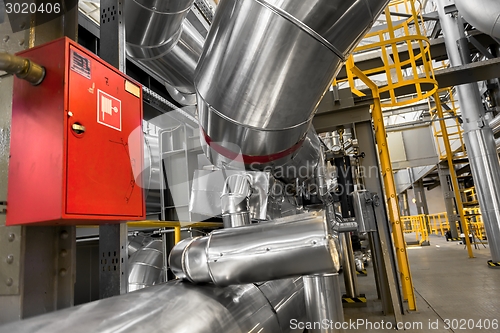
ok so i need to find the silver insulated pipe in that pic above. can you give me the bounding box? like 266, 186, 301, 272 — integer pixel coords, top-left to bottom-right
0, 278, 305, 333
169, 212, 340, 285
125, 0, 204, 105
195, 0, 389, 178
128, 240, 164, 291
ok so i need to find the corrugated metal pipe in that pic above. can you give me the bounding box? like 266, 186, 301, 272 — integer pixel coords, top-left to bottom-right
0, 52, 45, 85
125, 0, 204, 105
455, 0, 500, 38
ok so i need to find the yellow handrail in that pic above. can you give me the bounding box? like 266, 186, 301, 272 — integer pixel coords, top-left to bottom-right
401, 214, 429, 245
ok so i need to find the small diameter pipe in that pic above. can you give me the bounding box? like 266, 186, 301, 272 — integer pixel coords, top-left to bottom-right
341, 233, 359, 298
0, 52, 45, 85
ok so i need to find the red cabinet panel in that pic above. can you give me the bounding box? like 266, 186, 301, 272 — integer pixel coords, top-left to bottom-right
7, 38, 145, 225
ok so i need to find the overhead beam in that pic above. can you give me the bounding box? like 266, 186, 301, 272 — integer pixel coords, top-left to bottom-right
433, 57, 500, 88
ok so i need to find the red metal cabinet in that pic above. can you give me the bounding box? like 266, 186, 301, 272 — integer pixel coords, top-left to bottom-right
7, 38, 145, 225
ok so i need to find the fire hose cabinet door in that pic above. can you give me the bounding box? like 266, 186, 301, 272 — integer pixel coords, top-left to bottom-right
6, 38, 145, 225
65, 45, 144, 220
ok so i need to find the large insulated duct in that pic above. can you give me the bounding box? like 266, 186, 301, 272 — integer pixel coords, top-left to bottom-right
125, 0, 204, 105
170, 212, 340, 285
455, 0, 500, 39
0, 278, 305, 333
195, 0, 390, 178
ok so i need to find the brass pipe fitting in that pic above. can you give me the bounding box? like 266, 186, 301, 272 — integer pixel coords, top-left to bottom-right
0, 52, 45, 85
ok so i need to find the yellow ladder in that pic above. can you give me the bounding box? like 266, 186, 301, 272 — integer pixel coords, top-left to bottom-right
348, 63, 417, 311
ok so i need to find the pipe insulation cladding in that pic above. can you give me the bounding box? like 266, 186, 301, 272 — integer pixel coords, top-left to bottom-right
454, 0, 500, 39
125, 0, 205, 105
169, 212, 340, 285
0, 278, 306, 333
196, 0, 390, 178
128, 240, 164, 291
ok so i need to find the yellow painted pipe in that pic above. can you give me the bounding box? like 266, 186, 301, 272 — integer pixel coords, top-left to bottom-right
127, 221, 222, 228
174, 226, 181, 245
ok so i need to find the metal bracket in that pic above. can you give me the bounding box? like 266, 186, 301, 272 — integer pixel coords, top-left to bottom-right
467, 35, 494, 60
56, 226, 76, 308
443, 192, 454, 199
193, 0, 215, 23
444, 4, 458, 15
477, 117, 486, 129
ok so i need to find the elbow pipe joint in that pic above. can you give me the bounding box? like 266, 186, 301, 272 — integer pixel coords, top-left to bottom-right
332, 214, 359, 233
221, 174, 252, 228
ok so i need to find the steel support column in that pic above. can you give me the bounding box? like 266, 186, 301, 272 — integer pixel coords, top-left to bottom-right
413, 180, 429, 216
399, 191, 410, 217
0, 18, 25, 323
355, 120, 404, 319
437, 0, 500, 262
98, 0, 129, 298
437, 164, 461, 238
0, 10, 78, 322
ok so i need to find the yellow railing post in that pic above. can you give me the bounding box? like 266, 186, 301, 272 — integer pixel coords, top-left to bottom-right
421, 215, 429, 245
415, 217, 420, 242
432, 215, 441, 235
442, 213, 448, 236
